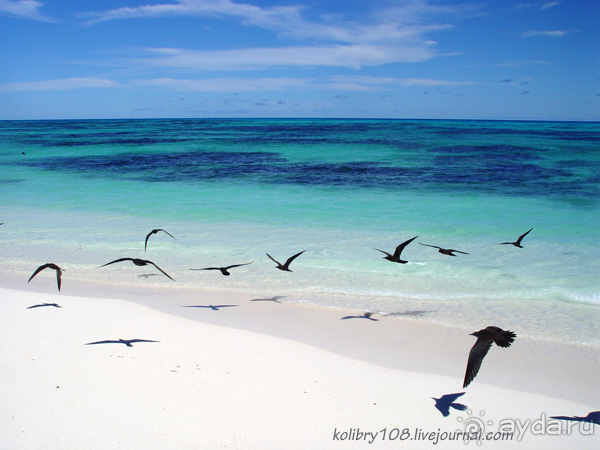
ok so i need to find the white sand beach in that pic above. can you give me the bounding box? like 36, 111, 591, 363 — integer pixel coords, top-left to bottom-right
1, 280, 598, 449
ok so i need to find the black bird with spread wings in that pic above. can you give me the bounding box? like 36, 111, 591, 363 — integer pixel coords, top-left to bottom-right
432, 392, 468, 417
419, 243, 469, 257
190, 262, 253, 276
463, 326, 516, 388
375, 236, 418, 264
97, 258, 175, 280
266, 250, 305, 272
85, 339, 159, 347
28, 263, 64, 291
145, 228, 175, 252
499, 228, 533, 248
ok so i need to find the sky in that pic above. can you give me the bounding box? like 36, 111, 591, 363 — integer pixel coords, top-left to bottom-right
0, 0, 598, 121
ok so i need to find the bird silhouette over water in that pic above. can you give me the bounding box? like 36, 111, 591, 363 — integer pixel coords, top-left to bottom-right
182, 304, 238, 310
27, 302, 62, 309
551, 411, 600, 425
28, 263, 64, 291
190, 262, 253, 276
97, 258, 174, 280
499, 228, 533, 248
85, 339, 159, 347
463, 326, 517, 388
145, 228, 175, 252
267, 251, 305, 271
419, 243, 469, 257
341, 311, 378, 321
432, 392, 468, 417
375, 236, 418, 264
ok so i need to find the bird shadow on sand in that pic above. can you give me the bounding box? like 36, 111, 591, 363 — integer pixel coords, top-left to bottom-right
341, 312, 378, 321
431, 392, 468, 417
138, 273, 162, 279
551, 411, 600, 425
182, 304, 239, 311
85, 339, 160, 347
384, 310, 434, 317
27, 302, 62, 309
250, 296, 285, 303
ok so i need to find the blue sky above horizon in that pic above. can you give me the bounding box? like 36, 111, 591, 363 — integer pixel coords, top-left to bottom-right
1, 0, 598, 121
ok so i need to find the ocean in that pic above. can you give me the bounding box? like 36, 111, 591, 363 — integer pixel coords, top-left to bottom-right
0, 118, 598, 344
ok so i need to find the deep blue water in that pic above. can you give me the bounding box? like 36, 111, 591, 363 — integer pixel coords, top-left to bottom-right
0, 119, 598, 343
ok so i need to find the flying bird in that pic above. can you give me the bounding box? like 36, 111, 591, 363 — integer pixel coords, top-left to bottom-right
97, 258, 175, 280
463, 326, 517, 388
419, 243, 469, 256
499, 228, 533, 248
27, 302, 62, 309
182, 304, 238, 310
28, 263, 64, 291
144, 228, 175, 252
375, 236, 418, 264
85, 339, 159, 347
266, 250, 305, 272
432, 392, 468, 417
190, 262, 253, 276
341, 312, 378, 321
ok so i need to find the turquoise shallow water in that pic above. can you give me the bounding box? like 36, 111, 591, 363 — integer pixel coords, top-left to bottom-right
0, 119, 598, 344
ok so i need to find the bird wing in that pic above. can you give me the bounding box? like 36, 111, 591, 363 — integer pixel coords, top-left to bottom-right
266, 253, 282, 266
419, 243, 441, 250
449, 249, 469, 254
147, 261, 175, 280
224, 262, 254, 269
494, 329, 517, 348
158, 229, 176, 239
28, 264, 52, 283
516, 227, 533, 245
375, 249, 394, 258
144, 231, 153, 252
463, 338, 493, 388
56, 267, 62, 291
129, 339, 160, 344
283, 250, 305, 268
191, 267, 220, 271
393, 236, 418, 258
97, 258, 133, 268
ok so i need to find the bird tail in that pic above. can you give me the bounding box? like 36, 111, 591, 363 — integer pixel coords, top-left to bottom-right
496, 331, 517, 348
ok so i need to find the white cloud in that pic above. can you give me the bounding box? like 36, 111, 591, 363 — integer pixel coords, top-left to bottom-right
399, 78, 476, 87
83, 0, 307, 28
83, 0, 458, 45
0, 0, 54, 21
521, 30, 573, 37
540, 2, 561, 10
0, 78, 120, 92
80, 1, 479, 75
320, 75, 477, 92
132, 43, 435, 72
136, 77, 310, 92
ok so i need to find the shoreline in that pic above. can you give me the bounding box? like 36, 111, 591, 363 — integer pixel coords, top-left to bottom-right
2, 273, 598, 406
